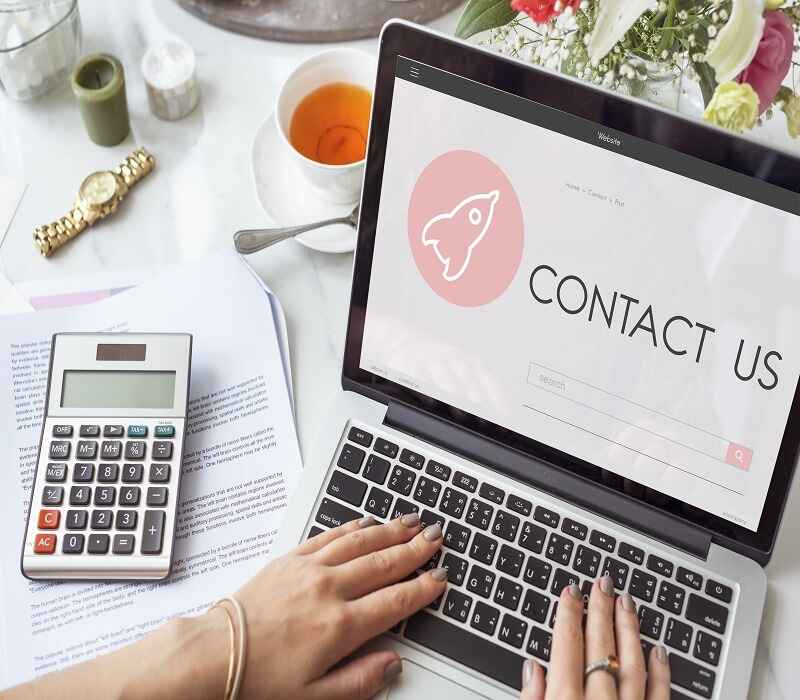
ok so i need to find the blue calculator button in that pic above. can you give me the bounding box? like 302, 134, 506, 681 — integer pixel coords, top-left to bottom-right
154, 425, 175, 438
127, 425, 148, 438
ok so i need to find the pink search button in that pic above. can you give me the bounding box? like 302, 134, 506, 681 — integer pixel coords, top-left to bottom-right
725, 443, 753, 471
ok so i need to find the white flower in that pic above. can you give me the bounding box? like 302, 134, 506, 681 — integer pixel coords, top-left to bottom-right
705, 0, 766, 82
587, 0, 655, 64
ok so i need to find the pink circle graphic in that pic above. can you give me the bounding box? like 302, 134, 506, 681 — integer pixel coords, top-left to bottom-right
408, 150, 524, 307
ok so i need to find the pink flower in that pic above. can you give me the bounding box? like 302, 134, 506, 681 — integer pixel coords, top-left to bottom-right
737, 10, 795, 114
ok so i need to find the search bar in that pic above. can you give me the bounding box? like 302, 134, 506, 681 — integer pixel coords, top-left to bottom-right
526, 362, 752, 473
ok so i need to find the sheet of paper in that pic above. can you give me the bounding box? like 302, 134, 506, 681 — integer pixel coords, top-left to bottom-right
0, 272, 33, 315
0, 249, 302, 689
0, 176, 26, 249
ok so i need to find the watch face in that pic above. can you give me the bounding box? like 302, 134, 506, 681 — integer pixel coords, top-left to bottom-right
79, 171, 118, 206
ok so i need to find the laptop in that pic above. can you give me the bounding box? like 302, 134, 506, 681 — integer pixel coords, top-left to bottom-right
275, 19, 800, 700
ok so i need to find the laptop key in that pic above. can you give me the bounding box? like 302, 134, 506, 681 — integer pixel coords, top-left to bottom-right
315, 497, 362, 529
374, 438, 398, 459
390, 498, 419, 520
405, 611, 526, 690
326, 470, 367, 507
676, 566, 703, 591
705, 579, 733, 604
521, 589, 550, 624
453, 471, 478, 493
519, 521, 546, 554
669, 653, 715, 699
413, 477, 441, 508
470, 532, 499, 565
534, 505, 560, 528
561, 518, 587, 540
387, 465, 416, 496
496, 544, 524, 578
619, 542, 645, 565
545, 532, 574, 566
471, 601, 500, 635
364, 487, 393, 519
426, 460, 451, 481
686, 593, 728, 634
523, 556, 552, 589
657, 581, 686, 615
442, 552, 469, 585
443, 590, 473, 623
638, 605, 664, 640
506, 494, 532, 517
363, 455, 390, 484
347, 426, 373, 447
573, 544, 601, 577
440, 487, 468, 519
602, 557, 629, 590
629, 568, 657, 603
466, 499, 494, 530
307, 525, 324, 539
421, 551, 441, 572
336, 444, 365, 474
589, 529, 616, 553
399, 448, 424, 469
664, 617, 692, 653
467, 564, 495, 598
444, 522, 472, 553
419, 509, 445, 530
494, 577, 523, 611
551, 568, 580, 596
492, 510, 520, 542
498, 614, 527, 649
479, 482, 505, 505
647, 554, 674, 578
694, 630, 722, 666
527, 626, 552, 662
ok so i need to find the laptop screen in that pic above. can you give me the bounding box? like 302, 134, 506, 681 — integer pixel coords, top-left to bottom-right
359, 56, 800, 534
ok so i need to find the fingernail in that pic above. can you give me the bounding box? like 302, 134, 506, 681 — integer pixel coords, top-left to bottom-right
568, 583, 581, 600
400, 512, 420, 527
655, 645, 668, 665
621, 593, 636, 612
522, 659, 537, 688
423, 523, 443, 541
431, 566, 448, 581
358, 516, 377, 528
599, 575, 614, 596
384, 658, 403, 681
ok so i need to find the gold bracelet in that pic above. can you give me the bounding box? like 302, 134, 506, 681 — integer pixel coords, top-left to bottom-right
212, 596, 248, 700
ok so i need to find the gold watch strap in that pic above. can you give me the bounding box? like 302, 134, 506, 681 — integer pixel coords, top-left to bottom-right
114, 146, 155, 187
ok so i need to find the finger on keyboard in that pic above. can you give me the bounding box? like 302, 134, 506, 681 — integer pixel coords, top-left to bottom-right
584, 577, 617, 697
318, 513, 422, 566
615, 592, 647, 699
646, 645, 671, 700
296, 515, 374, 556
548, 585, 585, 697
336, 524, 444, 599
347, 568, 448, 649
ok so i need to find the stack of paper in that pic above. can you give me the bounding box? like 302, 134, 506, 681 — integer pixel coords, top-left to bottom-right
0, 249, 303, 689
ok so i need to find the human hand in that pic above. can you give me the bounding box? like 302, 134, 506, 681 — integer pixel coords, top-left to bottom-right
520, 577, 671, 700
225, 513, 446, 699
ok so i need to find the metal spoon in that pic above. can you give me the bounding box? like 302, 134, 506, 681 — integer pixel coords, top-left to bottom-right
233, 205, 359, 255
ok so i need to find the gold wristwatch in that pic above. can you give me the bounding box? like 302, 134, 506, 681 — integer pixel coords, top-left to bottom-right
34, 147, 156, 257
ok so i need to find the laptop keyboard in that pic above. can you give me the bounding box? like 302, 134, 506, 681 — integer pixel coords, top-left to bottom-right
307, 424, 735, 698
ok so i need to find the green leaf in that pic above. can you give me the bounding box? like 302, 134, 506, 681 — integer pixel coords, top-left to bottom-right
455, 0, 518, 40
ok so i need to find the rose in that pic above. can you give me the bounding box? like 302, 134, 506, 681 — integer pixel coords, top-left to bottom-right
703, 81, 760, 132
510, 0, 581, 24
737, 10, 795, 113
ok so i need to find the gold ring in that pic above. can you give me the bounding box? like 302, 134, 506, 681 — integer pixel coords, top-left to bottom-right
584, 654, 620, 681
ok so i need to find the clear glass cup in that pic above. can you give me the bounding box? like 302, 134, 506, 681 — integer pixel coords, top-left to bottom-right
0, 0, 82, 101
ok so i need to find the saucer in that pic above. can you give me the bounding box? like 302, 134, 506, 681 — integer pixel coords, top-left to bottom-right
251, 113, 358, 254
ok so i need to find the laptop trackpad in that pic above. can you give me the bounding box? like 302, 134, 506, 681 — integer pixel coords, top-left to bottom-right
383, 659, 490, 699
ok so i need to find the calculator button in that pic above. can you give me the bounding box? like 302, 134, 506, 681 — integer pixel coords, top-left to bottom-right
94, 486, 116, 506
116, 510, 137, 530
33, 533, 57, 554
127, 425, 148, 438
152, 441, 173, 460
45, 463, 67, 482
62, 533, 84, 554
87, 534, 110, 554
52, 425, 73, 437
122, 464, 144, 482
76, 440, 98, 460
154, 425, 175, 438
100, 441, 122, 460
103, 425, 124, 437
91, 509, 113, 530
49, 441, 70, 459
69, 486, 91, 506
38, 509, 60, 529
149, 464, 170, 483
98, 464, 119, 482
66, 510, 88, 530
42, 486, 64, 505
146, 487, 168, 507
113, 534, 136, 555
142, 510, 166, 554
120, 486, 141, 505
79, 425, 101, 437
73, 463, 94, 482
124, 441, 146, 460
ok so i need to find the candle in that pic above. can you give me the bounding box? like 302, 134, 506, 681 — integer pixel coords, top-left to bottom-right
70, 53, 130, 147
141, 40, 200, 121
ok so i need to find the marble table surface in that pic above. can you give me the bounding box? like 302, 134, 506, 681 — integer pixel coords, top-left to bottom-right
0, 2, 796, 698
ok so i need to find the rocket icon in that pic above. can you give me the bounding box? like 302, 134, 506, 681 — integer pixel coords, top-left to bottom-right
420, 190, 500, 282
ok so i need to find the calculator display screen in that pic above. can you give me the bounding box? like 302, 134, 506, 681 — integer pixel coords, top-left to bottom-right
60, 370, 176, 409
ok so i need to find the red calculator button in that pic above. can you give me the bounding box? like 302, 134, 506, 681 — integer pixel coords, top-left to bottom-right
34, 533, 57, 554
38, 509, 60, 529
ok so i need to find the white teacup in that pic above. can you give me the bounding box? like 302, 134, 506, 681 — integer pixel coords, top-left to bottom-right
276, 49, 377, 205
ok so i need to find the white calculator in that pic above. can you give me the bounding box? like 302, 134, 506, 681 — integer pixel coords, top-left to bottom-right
21, 333, 192, 581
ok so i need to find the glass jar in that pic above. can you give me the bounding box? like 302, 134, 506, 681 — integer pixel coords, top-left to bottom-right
0, 0, 81, 101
